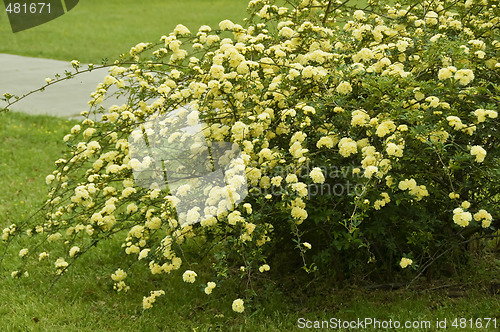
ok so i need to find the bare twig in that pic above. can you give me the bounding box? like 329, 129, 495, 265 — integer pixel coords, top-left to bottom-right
407, 234, 500, 289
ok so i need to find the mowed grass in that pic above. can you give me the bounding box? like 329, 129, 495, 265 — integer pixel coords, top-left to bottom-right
1, 0, 499, 330
0, 0, 250, 63
0, 0, 373, 64
0, 112, 499, 331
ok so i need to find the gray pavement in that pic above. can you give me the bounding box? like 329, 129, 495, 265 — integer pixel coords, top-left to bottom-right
0, 53, 121, 119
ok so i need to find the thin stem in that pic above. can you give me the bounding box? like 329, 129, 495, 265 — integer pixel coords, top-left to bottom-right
322, 0, 334, 26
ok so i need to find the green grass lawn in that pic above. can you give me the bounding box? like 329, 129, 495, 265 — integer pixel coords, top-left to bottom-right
0, 112, 499, 331
1, 0, 499, 330
0, 0, 373, 64
0, 0, 250, 63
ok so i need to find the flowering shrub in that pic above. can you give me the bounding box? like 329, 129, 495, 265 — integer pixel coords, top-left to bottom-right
2, 0, 499, 311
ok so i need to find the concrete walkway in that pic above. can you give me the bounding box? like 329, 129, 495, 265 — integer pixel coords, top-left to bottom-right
0, 53, 120, 119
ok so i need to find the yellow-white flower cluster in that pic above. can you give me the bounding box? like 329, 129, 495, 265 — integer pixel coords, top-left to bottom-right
400, 257, 413, 268
143, 290, 165, 310
182, 270, 197, 283
232, 298, 245, 313
204, 281, 216, 295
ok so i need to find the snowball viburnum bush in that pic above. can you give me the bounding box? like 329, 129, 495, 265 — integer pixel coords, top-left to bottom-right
1, 0, 499, 311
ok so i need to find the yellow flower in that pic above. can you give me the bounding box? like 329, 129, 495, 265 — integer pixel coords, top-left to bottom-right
111, 268, 127, 282
204, 282, 216, 295
39, 252, 49, 261
138, 249, 150, 260
290, 131, 307, 143
363, 166, 378, 179
259, 264, 270, 272
271, 176, 283, 187
474, 209, 493, 228
142, 290, 165, 310
47, 232, 62, 242
446, 116, 465, 130
414, 89, 425, 101
173, 24, 190, 36
55, 258, 69, 269
69, 246, 80, 257
243, 203, 253, 214
121, 187, 136, 198
453, 208, 472, 227
285, 174, 298, 183
45, 174, 55, 185
309, 167, 325, 184
470, 145, 486, 162
279, 27, 295, 38
475, 50, 485, 59
351, 109, 370, 127
425, 96, 439, 108
70, 125, 81, 134
303, 242, 312, 249
182, 270, 197, 283
386, 143, 403, 157
219, 19, 234, 30
338, 138, 358, 157
290, 182, 308, 197
336, 81, 352, 95
317, 136, 334, 148
232, 299, 245, 313
146, 217, 162, 230
438, 67, 453, 80
353, 10, 366, 21
396, 40, 409, 52
19, 248, 28, 258
454, 69, 474, 85
375, 120, 396, 137
400, 257, 413, 268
